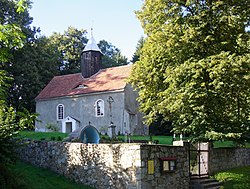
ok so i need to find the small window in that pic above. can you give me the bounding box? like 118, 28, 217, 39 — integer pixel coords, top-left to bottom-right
95, 99, 104, 117
57, 104, 64, 120
75, 84, 88, 89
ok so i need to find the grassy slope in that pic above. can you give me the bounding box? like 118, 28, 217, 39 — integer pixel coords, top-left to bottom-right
12, 161, 94, 189
213, 166, 250, 189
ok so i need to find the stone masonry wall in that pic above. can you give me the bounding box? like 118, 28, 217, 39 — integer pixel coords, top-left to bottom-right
17, 141, 141, 189
139, 144, 190, 189
209, 147, 250, 175
17, 141, 190, 189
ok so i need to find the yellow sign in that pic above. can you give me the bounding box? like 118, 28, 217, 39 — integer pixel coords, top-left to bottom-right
148, 160, 154, 174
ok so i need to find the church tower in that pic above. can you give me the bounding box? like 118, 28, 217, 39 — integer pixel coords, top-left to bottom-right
81, 29, 102, 78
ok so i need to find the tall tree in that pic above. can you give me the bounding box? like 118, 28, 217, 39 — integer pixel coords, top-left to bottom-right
0, 0, 30, 187
49, 26, 88, 75
130, 0, 250, 142
0, 0, 59, 113
131, 36, 144, 64
0, 0, 31, 62
7, 36, 60, 112
98, 40, 128, 68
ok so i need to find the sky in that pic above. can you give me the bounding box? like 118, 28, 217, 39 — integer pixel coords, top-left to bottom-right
29, 0, 145, 61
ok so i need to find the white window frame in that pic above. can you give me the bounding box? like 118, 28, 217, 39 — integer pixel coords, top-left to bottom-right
57, 104, 64, 120
95, 99, 104, 117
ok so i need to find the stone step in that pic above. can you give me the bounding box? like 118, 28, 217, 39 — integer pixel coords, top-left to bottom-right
194, 178, 217, 184
203, 181, 222, 189
206, 187, 221, 189
190, 178, 223, 189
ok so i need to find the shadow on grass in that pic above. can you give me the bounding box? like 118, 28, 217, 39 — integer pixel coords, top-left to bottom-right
11, 161, 94, 189
214, 166, 250, 189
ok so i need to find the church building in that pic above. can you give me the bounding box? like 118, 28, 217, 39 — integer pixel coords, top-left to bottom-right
35, 34, 148, 136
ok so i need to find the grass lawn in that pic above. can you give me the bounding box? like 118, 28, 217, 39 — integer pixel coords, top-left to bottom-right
11, 161, 94, 189
213, 141, 250, 148
213, 141, 236, 148
18, 130, 68, 141
213, 166, 250, 189
103, 135, 176, 145
116, 135, 173, 145
18, 131, 250, 148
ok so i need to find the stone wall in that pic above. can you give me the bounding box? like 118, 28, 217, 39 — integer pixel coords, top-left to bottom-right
140, 144, 190, 189
209, 147, 250, 174
17, 141, 190, 189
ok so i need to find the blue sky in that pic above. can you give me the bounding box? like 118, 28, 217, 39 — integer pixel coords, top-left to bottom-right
29, 0, 144, 60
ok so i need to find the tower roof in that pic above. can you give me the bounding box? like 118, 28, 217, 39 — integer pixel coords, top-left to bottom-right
82, 29, 102, 53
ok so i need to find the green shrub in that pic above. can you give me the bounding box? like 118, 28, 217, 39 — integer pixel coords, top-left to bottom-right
46, 123, 59, 132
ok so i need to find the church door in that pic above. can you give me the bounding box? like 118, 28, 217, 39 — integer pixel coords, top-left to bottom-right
66, 122, 72, 133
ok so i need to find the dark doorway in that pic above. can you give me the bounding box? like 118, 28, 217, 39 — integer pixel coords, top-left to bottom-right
66, 122, 72, 133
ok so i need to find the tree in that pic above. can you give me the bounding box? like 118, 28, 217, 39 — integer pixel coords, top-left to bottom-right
0, 0, 30, 187
49, 26, 88, 75
98, 40, 128, 68
131, 36, 145, 64
0, 0, 59, 113
7, 36, 60, 112
129, 0, 250, 142
0, 0, 31, 62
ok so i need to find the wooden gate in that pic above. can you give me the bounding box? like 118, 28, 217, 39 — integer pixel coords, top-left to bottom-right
189, 142, 209, 178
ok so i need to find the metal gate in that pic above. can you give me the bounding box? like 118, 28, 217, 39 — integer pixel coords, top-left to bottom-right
189, 142, 209, 178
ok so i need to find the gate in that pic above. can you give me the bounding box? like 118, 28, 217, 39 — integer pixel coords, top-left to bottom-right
189, 142, 209, 178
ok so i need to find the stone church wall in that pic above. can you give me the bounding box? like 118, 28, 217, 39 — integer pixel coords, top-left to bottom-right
36, 88, 147, 136
36, 91, 127, 134
17, 141, 190, 189
124, 85, 148, 135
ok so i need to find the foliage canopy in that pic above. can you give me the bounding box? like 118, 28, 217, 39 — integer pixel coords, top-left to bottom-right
130, 0, 250, 142
98, 40, 128, 68
0, 0, 29, 166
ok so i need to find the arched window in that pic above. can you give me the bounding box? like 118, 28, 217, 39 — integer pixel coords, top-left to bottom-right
95, 99, 104, 117
57, 104, 64, 120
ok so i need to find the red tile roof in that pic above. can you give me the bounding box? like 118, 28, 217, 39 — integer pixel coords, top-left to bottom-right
36, 65, 132, 100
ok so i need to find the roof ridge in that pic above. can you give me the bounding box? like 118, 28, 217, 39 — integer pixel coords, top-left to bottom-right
54, 73, 82, 78
100, 64, 132, 71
